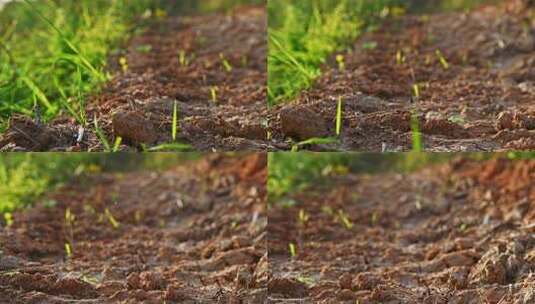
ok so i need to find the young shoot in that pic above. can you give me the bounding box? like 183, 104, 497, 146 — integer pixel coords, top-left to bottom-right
104, 208, 120, 229
336, 54, 345, 71
435, 49, 449, 70
93, 114, 111, 152
289, 243, 297, 258
210, 86, 219, 103
336, 97, 343, 136
65, 243, 72, 258
4, 212, 13, 227
396, 50, 405, 65
412, 83, 420, 98
220, 53, 233, 73
112, 136, 122, 152
178, 50, 188, 67
298, 209, 309, 225
411, 112, 423, 152
119, 57, 128, 73
337, 210, 353, 230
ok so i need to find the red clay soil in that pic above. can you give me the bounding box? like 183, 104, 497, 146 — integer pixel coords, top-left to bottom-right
268, 158, 535, 303
0, 154, 267, 303
270, 0, 535, 151
0, 6, 267, 152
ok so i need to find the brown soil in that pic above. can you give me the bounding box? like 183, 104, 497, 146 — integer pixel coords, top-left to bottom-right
0, 154, 267, 303
0, 6, 268, 152
268, 158, 535, 303
270, 1, 535, 151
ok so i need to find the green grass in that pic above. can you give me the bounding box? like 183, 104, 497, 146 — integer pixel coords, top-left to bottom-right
268, 0, 402, 106
0, 0, 261, 132
0, 0, 157, 130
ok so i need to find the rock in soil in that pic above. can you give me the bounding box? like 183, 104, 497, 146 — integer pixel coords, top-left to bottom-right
279, 105, 328, 140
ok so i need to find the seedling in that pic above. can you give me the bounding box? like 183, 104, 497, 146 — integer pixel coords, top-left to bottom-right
112, 137, 122, 152
336, 97, 343, 136
172, 100, 178, 141
289, 243, 297, 257
220, 53, 233, 73
412, 84, 420, 98
65, 243, 72, 258
435, 49, 449, 70
64, 208, 75, 258
210, 86, 219, 103
93, 114, 111, 152
396, 50, 405, 65
104, 208, 120, 229
178, 50, 188, 67
337, 210, 353, 230
4, 212, 13, 227
298, 209, 309, 225
410, 112, 423, 152
119, 57, 128, 73
336, 54, 345, 71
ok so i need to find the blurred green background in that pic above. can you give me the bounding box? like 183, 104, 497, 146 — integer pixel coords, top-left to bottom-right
0, 153, 200, 214
268, 152, 535, 203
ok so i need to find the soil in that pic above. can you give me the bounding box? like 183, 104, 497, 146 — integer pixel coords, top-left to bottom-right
0, 154, 267, 303
0, 5, 268, 152
270, 0, 535, 151
268, 157, 535, 303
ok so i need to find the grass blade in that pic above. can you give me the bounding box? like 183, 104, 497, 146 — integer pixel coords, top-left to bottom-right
93, 114, 111, 152
336, 97, 343, 136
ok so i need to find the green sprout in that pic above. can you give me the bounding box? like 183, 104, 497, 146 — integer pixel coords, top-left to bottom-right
412, 83, 420, 98
119, 57, 128, 73
93, 114, 111, 152
298, 209, 309, 225
411, 112, 423, 152
210, 86, 219, 103
435, 49, 449, 69
396, 50, 405, 65
112, 136, 122, 152
336, 54, 345, 71
289, 243, 297, 258
104, 208, 120, 229
65, 243, 72, 258
178, 50, 188, 67
336, 97, 343, 136
4, 213, 13, 227
220, 53, 233, 72
64, 208, 75, 258
337, 210, 353, 230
